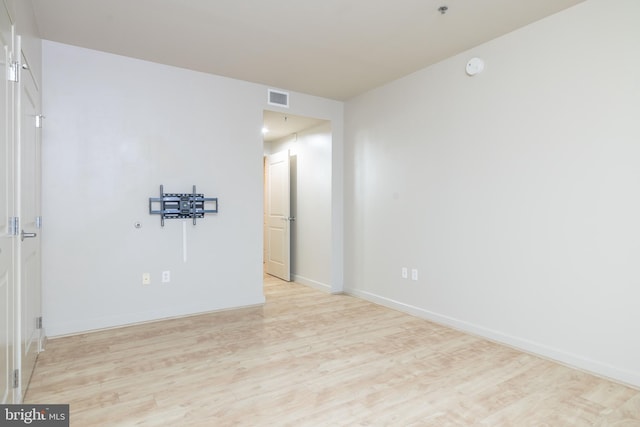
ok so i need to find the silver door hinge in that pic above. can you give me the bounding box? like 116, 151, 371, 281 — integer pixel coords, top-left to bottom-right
9, 217, 19, 236
35, 115, 44, 128
36, 317, 43, 329
9, 61, 19, 82
36, 216, 42, 229
13, 369, 19, 388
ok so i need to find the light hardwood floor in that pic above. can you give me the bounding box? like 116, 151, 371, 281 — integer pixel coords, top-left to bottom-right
26, 275, 640, 426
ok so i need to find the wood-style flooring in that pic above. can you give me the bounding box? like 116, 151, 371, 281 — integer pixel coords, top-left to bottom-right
25, 274, 640, 426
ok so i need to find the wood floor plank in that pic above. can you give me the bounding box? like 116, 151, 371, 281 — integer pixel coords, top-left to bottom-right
25, 275, 640, 426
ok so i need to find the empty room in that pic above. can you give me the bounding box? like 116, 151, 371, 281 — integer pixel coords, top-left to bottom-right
2, 0, 639, 425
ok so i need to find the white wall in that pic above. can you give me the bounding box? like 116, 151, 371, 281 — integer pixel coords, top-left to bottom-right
266, 122, 332, 290
344, 0, 640, 387
41, 41, 343, 336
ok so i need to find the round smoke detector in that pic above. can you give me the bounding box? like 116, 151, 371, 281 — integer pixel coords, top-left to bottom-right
466, 57, 485, 76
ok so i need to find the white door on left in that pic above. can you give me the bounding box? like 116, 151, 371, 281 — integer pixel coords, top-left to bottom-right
16, 42, 42, 401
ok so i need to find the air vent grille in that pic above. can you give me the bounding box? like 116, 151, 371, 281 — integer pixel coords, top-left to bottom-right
268, 89, 289, 108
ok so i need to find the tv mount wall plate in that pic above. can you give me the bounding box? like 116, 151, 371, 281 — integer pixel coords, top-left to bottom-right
149, 185, 218, 227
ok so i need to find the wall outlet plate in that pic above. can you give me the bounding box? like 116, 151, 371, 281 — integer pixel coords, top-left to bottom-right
162, 271, 170, 283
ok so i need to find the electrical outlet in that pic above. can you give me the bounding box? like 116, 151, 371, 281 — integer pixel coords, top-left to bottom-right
162, 271, 170, 283
401, 267, 408, 279
142, 273, 151, 285
411, 269, 418, 281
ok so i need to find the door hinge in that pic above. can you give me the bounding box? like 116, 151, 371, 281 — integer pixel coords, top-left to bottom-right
35, 114, 44, 129
9, 61, 19, 82
9, 217, 19, 236
13, 369, 19, 388
36, 316, 43, 329
36, 216, 42, 229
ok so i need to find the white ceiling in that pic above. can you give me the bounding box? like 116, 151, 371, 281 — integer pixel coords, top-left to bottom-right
31, 0, 585, 140
31, 0, 585, 102
263, 111, 327, 143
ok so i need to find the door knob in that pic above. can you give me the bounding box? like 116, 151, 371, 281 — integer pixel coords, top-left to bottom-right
21, 230, 37, 241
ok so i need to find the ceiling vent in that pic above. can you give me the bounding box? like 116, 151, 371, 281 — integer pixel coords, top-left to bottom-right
268, 89, 289, 108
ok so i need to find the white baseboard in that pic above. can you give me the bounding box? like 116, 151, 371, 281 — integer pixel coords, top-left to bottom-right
46, 294, 266, 338
292, 274, 331, 293
345, 288, 640, 389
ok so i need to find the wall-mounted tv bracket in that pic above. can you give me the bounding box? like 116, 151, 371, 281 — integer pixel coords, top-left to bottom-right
149, 185, 218, 227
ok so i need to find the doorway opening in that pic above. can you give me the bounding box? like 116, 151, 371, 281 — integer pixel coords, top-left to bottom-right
263, 110, 332, 292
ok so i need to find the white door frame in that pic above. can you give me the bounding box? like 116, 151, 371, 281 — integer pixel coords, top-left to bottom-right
0, 3, 16, 404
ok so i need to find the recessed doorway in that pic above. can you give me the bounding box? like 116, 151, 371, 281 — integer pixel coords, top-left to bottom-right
263, 110, 332, 292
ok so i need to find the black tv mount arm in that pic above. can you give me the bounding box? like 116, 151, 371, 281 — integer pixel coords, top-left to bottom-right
149, 185, 218, 227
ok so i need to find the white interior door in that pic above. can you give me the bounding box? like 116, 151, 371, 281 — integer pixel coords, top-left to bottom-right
16, 44, 41, 401
265, 150, 291, 281
0, 5, 15, 404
